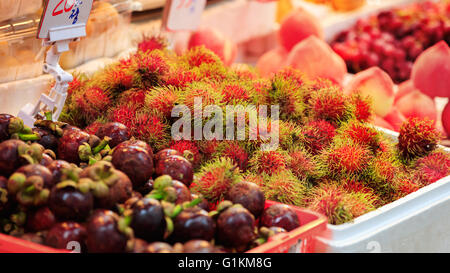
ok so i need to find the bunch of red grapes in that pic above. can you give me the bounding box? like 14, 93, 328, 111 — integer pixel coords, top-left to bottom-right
331, 1, 450, 83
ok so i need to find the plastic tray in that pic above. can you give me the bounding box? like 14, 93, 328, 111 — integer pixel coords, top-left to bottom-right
312, 128, 450, 253
0, 200, 327, 253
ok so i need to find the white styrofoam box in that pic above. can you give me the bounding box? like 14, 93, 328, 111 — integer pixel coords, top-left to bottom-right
314, 127, 450, 253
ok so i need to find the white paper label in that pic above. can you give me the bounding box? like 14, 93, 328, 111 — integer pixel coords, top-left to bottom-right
38, 0, 94, 39
162, 0, 207, 31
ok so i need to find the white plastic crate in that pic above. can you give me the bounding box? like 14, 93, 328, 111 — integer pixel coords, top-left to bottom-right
314, 128, 450, 253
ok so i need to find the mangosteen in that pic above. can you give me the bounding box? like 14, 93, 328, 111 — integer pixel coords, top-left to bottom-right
129, 238, 148, 253
46, 160, 73, 185
45, 222, 87, 251
0, 176, 11, 215
49, 180, 94, 222
171, 207, 215, 243
225, 181, 265, 218
79, 161, 132, 209
183, 240, 217, 253
0, 139, 27, 177
26, 207, 56, 232
260, 204, 300, 232
155, 155, 193, 187
95, 122, 130, 148
154, 148, 182, 164
147, 175, 192, 204
86, 209, 132, 253
137, 178, 154, 195
7, 164, 53, 207
191, 193, 210, 212
0, 114, 36, 142
32, 127, 59, 152
129, 198, 166, 242
145, 242, 176, 253
216, 203, 256, 249
57, 129, 91, 164
111, 140, 154, 189
18, 232, 45, 245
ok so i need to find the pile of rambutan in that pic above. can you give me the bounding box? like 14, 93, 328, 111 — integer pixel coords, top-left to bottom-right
60, 35, 449, 226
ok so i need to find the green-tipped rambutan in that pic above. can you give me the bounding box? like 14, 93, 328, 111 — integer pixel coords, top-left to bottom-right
319, 142, 372, 180
190, 158, 242, 203
216, 141, 249, 172
350, 93, 373, 122
274, 67, 306, 87
262, 170, 307, 207
413, 150, 450, 186
248, 150, 287, 175
73, 86, 110, 123
306, 181, 376, 225
269, 75, 305, 121
145, 86, 179, 119
278, 120, 304, 150
220, 83, 251, 104
181, 46, 223, 68
243, 172, 265, 188
128, 50, 170, 88
301, 119, 336, 155
397, 117, 441, 161
67, 73, 87, 101
117, 88, 149, 109
164, 68, 200, 88
132, 113, 170, 150
336, 121, 382, 152
169, 140, 201, 167
393, 177, 421, 200
287, 148, 317, 181
308, 85, 354, 126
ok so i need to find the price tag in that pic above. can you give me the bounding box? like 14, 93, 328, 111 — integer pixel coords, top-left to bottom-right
38, 0, 94, 39
162, 0, 207, 31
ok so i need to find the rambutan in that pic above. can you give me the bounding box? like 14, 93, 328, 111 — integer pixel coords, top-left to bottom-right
250, 79, 271, 105
164, 68, 200, 88
308, 85, 353, 125
181, 46, 223, 68
397, 117, 441, 161
287, 148, 317, 181
243, 172, 265, 188
84, 120, 105, 135
364, 154, 402, 201
220, 83, 251, 104
413, 151, 450, 186
320, 142, 372, 179
231, 63, 258, 80
301, 119, 336, 155
145, 86, 178, 119
128, 50, 170, 88
278, 120, 304, 150
73, 86, 110, 123
132, 113, 170, 150
67, 73, 87, 100
269, 75, 305, 120
248, 150, 287, 175
90, 63, 134, 98
108, 104, 137, 129
393, 177, 421, 200
117, 88, 149, 108
336, 121, 381, 152
190, 158, 242, 203
351, 93, 373, 122
274, 67, 306, 87
306, 181, 376, 225
177, 81, 223, 112
137, 34, 167, 53
218, 141, 249, 172
169, 140, 201, 167
262, 170, 307, 207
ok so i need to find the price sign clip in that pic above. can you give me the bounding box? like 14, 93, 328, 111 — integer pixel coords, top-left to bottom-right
18, 0, 93, 127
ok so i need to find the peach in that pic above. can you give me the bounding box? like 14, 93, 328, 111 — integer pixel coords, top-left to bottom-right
442, 101, 450, 137
395, 90, 437, 124
285, 36, 347, 85
188, 27, 237, 66
256, 47, 288, 78
395, 80, 416, 103
345, 67, 395, 118
411, 41, 450, 98
278, 8, 324, 52
373, 116, 395, 131
384, 108, 406, 132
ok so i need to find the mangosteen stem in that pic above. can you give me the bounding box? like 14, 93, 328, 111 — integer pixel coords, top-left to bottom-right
254, 237, 267, 246
170, 204, 183, 218
164, 216, 174, 239
18, 133, 40, 141
92, 137, 111, 155
183, 198, 203, 209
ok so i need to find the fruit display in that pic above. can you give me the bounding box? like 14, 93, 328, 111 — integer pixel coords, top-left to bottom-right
54, 36, 450, 228
330, 0, 450, 84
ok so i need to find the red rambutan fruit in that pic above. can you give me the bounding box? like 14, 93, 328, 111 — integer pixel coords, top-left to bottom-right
321, 143, 372, 179
287, 149, 317, 180
351, 93, 373, 123
250, 79, 271, 105
243, 172, 265, 188
117, 88, 149, 108
74, 86, 110, 123
269, 76, 305, 120
308, 85, 353, 125
413, 151, 450, 186
181, 46, 223, 68
108, 104, 137, 129
301, 119, 336, 155
132, 113, 169, 150
67, 73, 87, 99
169, 140, 201, 167
393, 177, 421, 200
219, 141, 249, 172
220, 84, 250, 104
84, 120, 105, 135
129, 50, 170, 88
249, 150, 287, 175
164, 68, 200, 88
337, 121, 381, 152
137, 34, 167, 53
278, 120, 303, 150
145, 86, 178, 119
262, 170, 307, 207
190, 158, 242, 203
274, 67, 306, 87
397, 117, 441, 161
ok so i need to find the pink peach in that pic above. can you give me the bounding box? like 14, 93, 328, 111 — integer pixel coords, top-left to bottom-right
395, 90, 437, 124
278, 8, 324, 52
373, 115, 395, 131
412, 41, 450, 98
256, 47, 288, 78
442, 101, 450, 137
345, 67, 395, 118
188, 27, 237, 66
384, 108, 406, 132
395, 80, 416, 103
285, 36, 347, 85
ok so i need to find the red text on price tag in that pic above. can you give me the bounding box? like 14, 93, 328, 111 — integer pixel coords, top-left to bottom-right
38, 0, 94, 39
162, 0, 207, 31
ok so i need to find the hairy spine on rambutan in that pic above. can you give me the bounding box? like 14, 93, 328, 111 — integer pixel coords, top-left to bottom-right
214, 141, 249, 172
164, 67, 200, 88
413, 150, 450, 186
261, 170, 307, 207
145, 86, 179, 119
268, 76, 305, 121
350, 93, 373, 123
301, 119, 336, 155
397, 117, 441, 161
307, 85, 354, 126
274, 67, 306, 87
287, 148, 317, 181
336, 121, 382, 153
248, 150, 288, 176
278, 120, 304, 150
73, 86, 111, 124
128, 50, 170, 88
132, 112, 170, 150
137, 34, 168, 53
181, 46, 223, 68
220, 83, 251, 104
190, 158, 242, 203
117, 88, 150, 109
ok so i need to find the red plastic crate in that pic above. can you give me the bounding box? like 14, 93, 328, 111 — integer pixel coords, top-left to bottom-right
0, 201, 327, 253
246, 201, 328, 253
